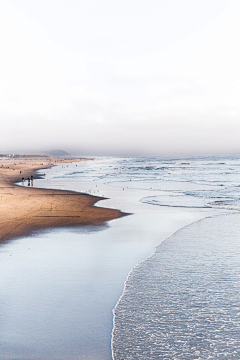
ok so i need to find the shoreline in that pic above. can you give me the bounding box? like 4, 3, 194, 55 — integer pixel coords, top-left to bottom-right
0, 155, 125, 243
1, 156, 231, 359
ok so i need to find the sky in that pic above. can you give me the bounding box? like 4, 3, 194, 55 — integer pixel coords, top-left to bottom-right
1, 0, 240, 156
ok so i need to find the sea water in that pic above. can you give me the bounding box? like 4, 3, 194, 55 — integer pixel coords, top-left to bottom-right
0, 155, 240, 359
112, 214, 240, 359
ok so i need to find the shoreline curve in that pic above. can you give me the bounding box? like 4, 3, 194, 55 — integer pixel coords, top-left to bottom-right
0, 155, 126, 243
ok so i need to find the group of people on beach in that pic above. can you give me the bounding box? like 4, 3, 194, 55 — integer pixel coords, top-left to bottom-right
22, 175, 33, 186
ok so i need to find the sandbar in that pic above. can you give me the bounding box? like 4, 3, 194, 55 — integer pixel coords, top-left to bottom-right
0, 155, 125, 243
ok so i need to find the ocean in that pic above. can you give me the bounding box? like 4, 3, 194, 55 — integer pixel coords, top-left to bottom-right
0, 155, 240, 359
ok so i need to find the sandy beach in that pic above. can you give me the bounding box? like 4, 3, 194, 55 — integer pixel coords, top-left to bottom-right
0, 155, 124, 243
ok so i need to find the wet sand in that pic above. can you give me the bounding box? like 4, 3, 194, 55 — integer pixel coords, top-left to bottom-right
0, 155, 125, 243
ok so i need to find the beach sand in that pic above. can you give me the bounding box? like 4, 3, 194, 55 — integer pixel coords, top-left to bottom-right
0, 155, 125, 243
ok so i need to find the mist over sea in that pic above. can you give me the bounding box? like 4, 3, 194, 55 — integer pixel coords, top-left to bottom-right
1, 155, 240, 359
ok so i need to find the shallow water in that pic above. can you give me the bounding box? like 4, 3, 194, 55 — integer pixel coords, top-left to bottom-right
0, 156, 238, 359
112, 213, 240, 359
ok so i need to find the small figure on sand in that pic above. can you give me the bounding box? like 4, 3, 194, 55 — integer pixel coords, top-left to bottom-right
28, 178, 30, 186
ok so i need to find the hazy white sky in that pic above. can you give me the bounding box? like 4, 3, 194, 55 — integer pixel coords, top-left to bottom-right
1, 0, 240, 155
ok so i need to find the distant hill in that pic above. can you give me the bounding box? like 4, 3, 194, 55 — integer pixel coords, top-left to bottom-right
43, 150, 71, 157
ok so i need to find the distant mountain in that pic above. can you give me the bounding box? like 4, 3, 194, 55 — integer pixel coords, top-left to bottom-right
44, 150, 71, 157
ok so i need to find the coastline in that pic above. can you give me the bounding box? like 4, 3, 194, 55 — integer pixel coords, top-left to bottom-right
0, 156, 232, 359
0, 155, 125, 243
